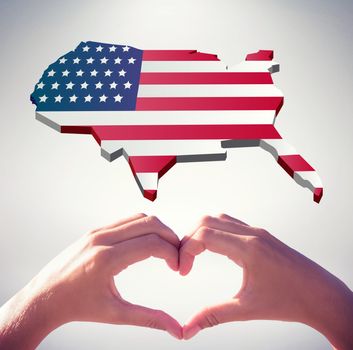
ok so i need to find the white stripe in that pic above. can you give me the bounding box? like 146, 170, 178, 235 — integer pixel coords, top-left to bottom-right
135, 172, 158, 190
141, 61, 227, 72
36, 110, 276, 127
294, 171, 323, 190
137, 84, 283, 97
141, 60, 278, 73
259, 139, 296, 159
228, 61, 279, 73
101, 139, 225, 157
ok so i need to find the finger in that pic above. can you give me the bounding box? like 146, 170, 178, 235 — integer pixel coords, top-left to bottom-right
200, 216, 254, 236
178, 234, 192, 257
101, 213, 147, 230
94, 216, 180, 248
180, 234, 189, 247
109, 234, 179, 273
120, 302, 182, 339
179, 227, 247, 276
179, 215, 217, 250
213, 215, 274, 241
180, 215, 250, 251
179, 234, 195, 275
183, 299, 246, 340
215, 215, 274, 242
217, 213, 250, 226
91, 213, 147, 233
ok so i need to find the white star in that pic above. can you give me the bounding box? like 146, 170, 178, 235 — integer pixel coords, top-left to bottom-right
99, 94, 108, 102
59, 57, 67, 64
69, 94, 78, 103
62, 69, 70, 77
104, 69, 113, 77
109, 45, 117, 52
124, 81, 132, 89
51, 82, 60, 90
119, 69, 126, 77
128, 57, 136, 64
76, 69, 84, 77
81, 81, 89, 89
82, 45, 90, 52
86, 57, 94, 64
114, 94, 123, 102
37, 82, 45, 89
84, 94, 93, 102
90, 69, 98, 77
48, 69, 55, 77
122, 45, 129, 52
114, 57, 122, 64
73, 57, 81, 64
54, 95, 63, 103
110, 81, 117, 89
39, 95, 47, 103
66, 81, 75, 89
96, 45, 103, 52
95, 81, 103, 89
100, 57, 108, 64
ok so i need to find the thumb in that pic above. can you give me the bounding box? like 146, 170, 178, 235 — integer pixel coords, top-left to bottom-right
120, 302, 182, 340
183, 299, 246, 340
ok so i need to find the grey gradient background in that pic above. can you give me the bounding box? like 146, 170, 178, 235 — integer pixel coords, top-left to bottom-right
1, 0, 353, 349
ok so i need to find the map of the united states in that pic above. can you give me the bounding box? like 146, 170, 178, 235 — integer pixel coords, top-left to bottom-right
30, 41, 323, 202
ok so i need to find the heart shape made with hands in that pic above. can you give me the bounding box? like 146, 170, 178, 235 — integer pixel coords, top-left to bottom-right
116, 245, 243, 333
101, 213, 268, 340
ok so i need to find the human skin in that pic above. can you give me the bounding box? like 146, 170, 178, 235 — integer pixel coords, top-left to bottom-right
1, 214, 353, 349
0, 213, 183, 350
179, 214, 353, 350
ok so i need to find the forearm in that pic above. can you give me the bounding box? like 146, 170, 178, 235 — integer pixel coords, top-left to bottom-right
316, 288, 353, 350
303, 270, 353, 350
0, 283, 59, 350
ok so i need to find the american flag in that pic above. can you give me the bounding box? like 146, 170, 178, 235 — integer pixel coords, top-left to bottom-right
31, 41, 323, 202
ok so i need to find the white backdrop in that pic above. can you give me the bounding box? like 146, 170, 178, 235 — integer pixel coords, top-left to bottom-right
1, 1, 352, 349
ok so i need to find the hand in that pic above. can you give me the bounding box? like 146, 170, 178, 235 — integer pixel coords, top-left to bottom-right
179, 214, 353, 350
0, 214, 182, 350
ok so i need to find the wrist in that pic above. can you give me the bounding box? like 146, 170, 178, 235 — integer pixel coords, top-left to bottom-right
302, 269, 353, 350
0, 280, 64, 350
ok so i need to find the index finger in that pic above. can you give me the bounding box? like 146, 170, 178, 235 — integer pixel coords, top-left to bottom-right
91, 213, 147, 233
179, 227, 247, 276
180, 215, 251, 252
93, 215, 180, 248
109, 233, 179, 274
216, 213, 250, 226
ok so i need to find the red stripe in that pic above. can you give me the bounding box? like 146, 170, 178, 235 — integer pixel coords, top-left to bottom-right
277, 154, 315, 177
314, 188, 323, 203
129, 156, 176, 175
142, 50, 219, 61
139, 72, 273, 85
246, 50, 274, 61
136, 97, 283, 114
59, 125, 90, 134
88, 125, 281, 142
143, 190, 157, 201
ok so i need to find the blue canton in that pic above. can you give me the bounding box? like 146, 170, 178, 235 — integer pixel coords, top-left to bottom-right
30, 41, 143, 111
